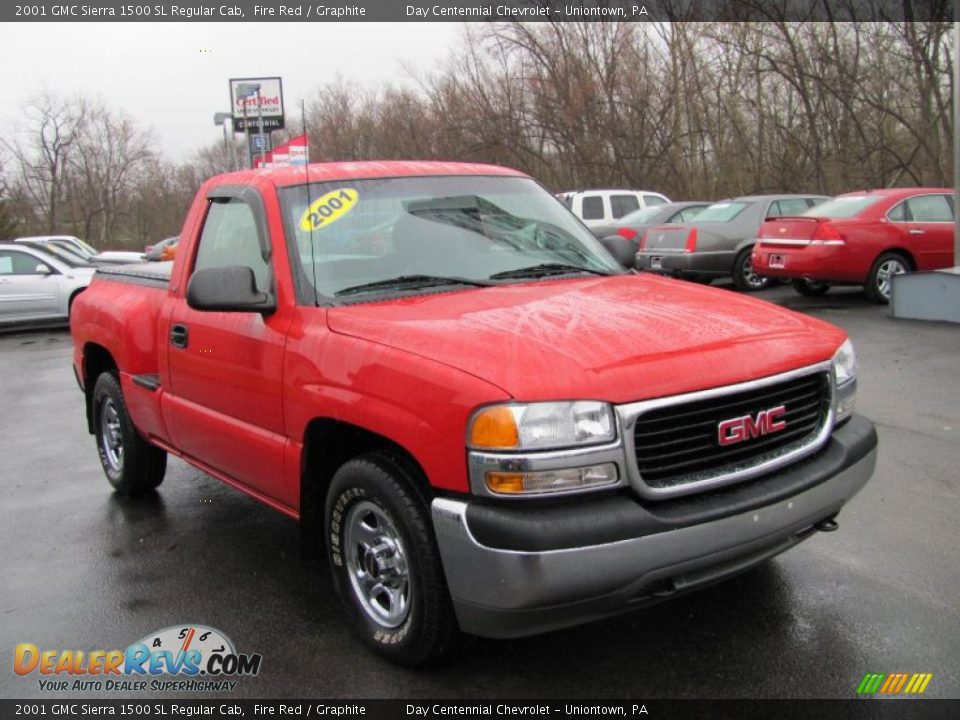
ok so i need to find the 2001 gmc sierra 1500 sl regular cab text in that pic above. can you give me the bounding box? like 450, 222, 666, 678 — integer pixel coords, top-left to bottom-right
71, 161, 877, 665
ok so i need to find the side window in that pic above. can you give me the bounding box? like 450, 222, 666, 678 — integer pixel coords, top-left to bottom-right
906, 194, 953, 222
766, 201, 783, 218
581, 195, 604, 220
194, 199, 270, 292
675, 207, 703, 222
610, 194, 640, 219
643, 194, 667, 207
0, 250, 49, 275
887, 201, 909, 223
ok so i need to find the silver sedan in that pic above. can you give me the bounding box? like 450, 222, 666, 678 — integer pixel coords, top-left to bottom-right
0, 243, 96, 325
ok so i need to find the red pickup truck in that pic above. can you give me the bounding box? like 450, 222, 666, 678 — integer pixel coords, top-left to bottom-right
71, 161, 876, 665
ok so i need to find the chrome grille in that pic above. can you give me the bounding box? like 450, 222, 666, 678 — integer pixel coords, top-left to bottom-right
626, 369, 832, 496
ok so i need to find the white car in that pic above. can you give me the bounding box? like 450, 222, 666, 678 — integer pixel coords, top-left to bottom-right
14, 235, 145, 265
0, 242, 95, 325
557, 189, 672, 229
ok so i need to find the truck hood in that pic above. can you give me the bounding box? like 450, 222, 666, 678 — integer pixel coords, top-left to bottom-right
327, 274, 846, 403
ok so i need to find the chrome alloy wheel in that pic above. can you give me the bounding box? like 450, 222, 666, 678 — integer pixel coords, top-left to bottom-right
100, 398, 124, 472
876, 258, 907, 299
344, 500, 411, 628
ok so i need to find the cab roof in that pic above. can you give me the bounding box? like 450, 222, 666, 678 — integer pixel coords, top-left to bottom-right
215, 160, 529, 187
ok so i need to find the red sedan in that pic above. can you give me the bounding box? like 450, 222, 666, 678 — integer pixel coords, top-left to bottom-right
752, 188, 955, 302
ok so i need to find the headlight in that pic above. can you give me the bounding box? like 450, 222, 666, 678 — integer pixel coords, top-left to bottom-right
832, 338, 857, 421
833, 338, 857, 385
468, 401, 616, 451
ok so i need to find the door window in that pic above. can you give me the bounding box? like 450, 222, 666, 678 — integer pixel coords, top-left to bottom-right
0, 250, 49, 275
581, 195, 604, 220
905, 194, 953, 222
194, 199, 270, 292
610, 194, 640, 219
643, 194, 667, 207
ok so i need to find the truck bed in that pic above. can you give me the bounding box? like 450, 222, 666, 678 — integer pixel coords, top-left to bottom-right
94, 261, 172, 288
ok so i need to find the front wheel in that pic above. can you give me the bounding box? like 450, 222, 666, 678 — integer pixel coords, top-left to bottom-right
865, 252, 909, 303
792, 279, 831, 296
732, 248, 770, 291
92, 372, 167, 495
325, 453, 459, 666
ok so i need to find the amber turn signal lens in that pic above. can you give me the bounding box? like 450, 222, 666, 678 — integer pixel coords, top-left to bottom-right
469, 406, 519, 449
485, 473, 525, 493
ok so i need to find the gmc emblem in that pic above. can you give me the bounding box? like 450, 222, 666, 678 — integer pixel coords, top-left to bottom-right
718, 405, 787, 446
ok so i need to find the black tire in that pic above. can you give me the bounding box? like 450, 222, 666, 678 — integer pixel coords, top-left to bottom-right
865, 251, 910, 304
732, 248, 770, 291
325, 453, 459, 666
792, 279, 831, 296
92, 372, 166, 495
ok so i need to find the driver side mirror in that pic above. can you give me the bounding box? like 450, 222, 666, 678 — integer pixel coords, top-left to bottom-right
35, 264, 52, 275
600, 236, 637, 269
186, 266, 275, 313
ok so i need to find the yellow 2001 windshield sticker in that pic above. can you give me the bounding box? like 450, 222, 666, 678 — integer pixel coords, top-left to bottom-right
299, 188, 358, 231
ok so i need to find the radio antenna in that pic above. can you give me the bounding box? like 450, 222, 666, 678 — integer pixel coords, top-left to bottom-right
302, 98, 319, 307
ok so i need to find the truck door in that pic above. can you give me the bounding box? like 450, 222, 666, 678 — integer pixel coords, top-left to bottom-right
164, 186, 291, 502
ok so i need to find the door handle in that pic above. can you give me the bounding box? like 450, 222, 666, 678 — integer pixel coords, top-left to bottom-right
909, 229, 925, 235
170, 323, 189, 348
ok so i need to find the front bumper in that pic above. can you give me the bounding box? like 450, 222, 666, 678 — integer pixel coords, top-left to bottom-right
432, 414, 876, 639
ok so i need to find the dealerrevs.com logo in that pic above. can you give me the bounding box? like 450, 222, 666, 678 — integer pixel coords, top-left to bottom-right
14, 625, 262, 693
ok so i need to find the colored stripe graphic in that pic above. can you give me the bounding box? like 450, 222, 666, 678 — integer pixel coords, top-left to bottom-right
857, 673, 932, 695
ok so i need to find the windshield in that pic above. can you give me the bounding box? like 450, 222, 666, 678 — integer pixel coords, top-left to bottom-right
802, 195, 882, 219
692, 201, 749, 222
24, 242, 92, 268
279, 175, 623, 301
50, 240, 94, 260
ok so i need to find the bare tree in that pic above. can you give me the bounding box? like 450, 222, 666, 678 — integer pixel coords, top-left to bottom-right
2, 93, 87, 233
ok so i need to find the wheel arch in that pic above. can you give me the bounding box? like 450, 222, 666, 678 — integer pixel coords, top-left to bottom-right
299, 418, 433, 559
82, 343, 118, 433
874, 247, 916, 271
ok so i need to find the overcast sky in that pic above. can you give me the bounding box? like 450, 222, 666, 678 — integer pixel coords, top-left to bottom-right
1, 22, 463, 161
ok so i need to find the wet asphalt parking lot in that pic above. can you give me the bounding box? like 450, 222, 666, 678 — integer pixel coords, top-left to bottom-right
1, 282, 958, 700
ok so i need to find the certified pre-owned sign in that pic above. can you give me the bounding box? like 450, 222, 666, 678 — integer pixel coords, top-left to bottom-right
230, 77, 284, 131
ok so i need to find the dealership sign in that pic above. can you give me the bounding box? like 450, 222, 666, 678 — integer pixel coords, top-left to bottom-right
229, 77, 284, 131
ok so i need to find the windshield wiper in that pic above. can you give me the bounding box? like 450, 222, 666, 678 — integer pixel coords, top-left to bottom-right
335, 274, 495, 297
489, 263, 616, 280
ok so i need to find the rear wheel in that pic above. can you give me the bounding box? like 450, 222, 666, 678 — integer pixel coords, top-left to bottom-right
325, 453, 459, 666
865, 252, 909, 303
92, 373, 166, 495
732, 248, 770, 291
792, 279, 831, 296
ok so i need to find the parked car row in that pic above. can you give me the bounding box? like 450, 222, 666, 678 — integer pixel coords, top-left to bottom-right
0, 235, 149, 326
753, 188, 955, 303
15, 235, 145, 265
0, 242, 96, 325
576, 185, 955, 303
633, 194, 828, 290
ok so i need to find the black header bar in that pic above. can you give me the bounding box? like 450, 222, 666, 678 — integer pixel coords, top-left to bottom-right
3, 0, 953, 23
